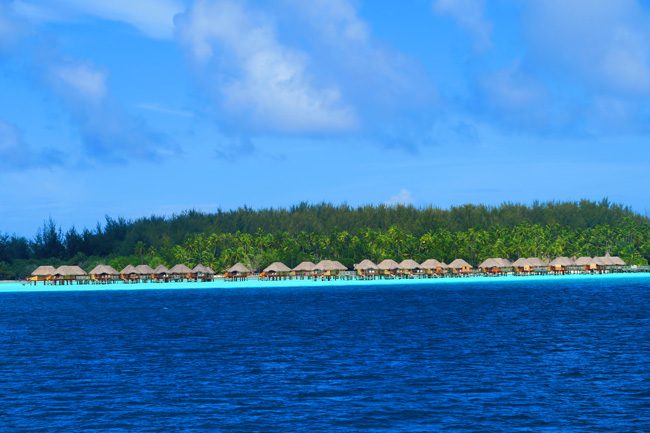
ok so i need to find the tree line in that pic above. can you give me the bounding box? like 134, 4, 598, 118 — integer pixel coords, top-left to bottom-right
1, 199, 649, 279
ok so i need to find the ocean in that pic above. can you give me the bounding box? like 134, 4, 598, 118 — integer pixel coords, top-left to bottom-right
1, 276, 649, 431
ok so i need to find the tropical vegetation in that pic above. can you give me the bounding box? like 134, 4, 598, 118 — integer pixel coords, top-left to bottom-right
1, 199, 649, 279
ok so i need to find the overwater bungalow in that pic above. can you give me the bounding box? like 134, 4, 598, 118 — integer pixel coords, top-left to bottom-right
528, 257, 548, 272
292, 261, 316, 278
512, 257, 547, 274
313, 260, 347, 278
574, 257, 596, 271
120, 265, 138, 281
153, 265, 169, 281
549, 257, 574, 273
262, 262, 291, 280
512, 257, 533, 274
377, 259, 400, 277
226, 262, 251, 280
169, 264, 194, 281
398, 259, 421, 277
448, 258, 472, 275
89, 265, 119, 282
134, 264, 155, 281
593, 256, 610, 270
354, 259, 378, 278
420, 259, 447, 276
54, 265, 87, 284
193, 264, 215, 281
597, 253, 626, 268
479, 258, 511, 274
30, 265, 56, 282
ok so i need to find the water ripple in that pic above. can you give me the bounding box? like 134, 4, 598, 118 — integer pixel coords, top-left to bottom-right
1, 280, 649, 431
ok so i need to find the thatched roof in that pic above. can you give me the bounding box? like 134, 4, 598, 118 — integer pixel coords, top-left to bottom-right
549, 257, 574, 266
511, 258, 528, 267
55, 265, 87, 276
134, 264, 155, 275
193, 264, 215, 274
377, 259, 400, 270
89, 265, 119, 276
263, 262, 291, 273
154, 265, 169, 275
228, 262, 250, 274
314, 260, 347, 271
526, 257, 547, 267
596, 253, 625, 266
497, 259, 512, 268
169, 264, 194, 274
121, 265, 137, 275
574, 257, 593, 266
398, 259, 420, 270
479, 258, 511, 268
31, 265, 56, 277
293, 261, 316, 272
419, 259, 446, 270
605, 253, 626, 266
592, 256, 609, 266
448, 258, 472, 269
354, 259, 378, 271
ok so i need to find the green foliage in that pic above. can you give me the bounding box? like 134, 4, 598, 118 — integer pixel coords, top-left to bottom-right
1, 200, 649, 277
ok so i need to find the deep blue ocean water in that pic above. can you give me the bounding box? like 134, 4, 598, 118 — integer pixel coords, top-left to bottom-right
1, 277, 649, 432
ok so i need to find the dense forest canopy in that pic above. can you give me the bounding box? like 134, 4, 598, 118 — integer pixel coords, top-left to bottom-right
1, 199, 649, 279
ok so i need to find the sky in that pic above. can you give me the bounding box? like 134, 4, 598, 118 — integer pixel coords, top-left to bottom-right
1, 0, 650, 236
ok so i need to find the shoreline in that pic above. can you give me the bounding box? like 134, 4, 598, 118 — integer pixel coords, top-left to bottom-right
1, 272, 649, 293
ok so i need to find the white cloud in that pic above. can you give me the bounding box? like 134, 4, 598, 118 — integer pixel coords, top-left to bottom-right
601, 28, 650, 93
46, 60, 174, 161
289, 0, 369, 45
386, 189, 414, 206
15, 0, 183, 39
176, 0, 357, 134
433, 0, 491, 50
52, 62, 108, 103
480, 63, 545, 111
288, 0, 431, 110
524, 0, 650, 96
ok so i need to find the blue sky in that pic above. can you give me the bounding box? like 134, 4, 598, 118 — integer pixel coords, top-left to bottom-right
1, 0, 650, 235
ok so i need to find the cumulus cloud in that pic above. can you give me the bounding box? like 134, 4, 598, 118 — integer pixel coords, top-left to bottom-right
278, 0, 435, 153
433, 0, 491, 50
176, 0, 357, 134
287, 0, 432, 113
386, 189, 414, 206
